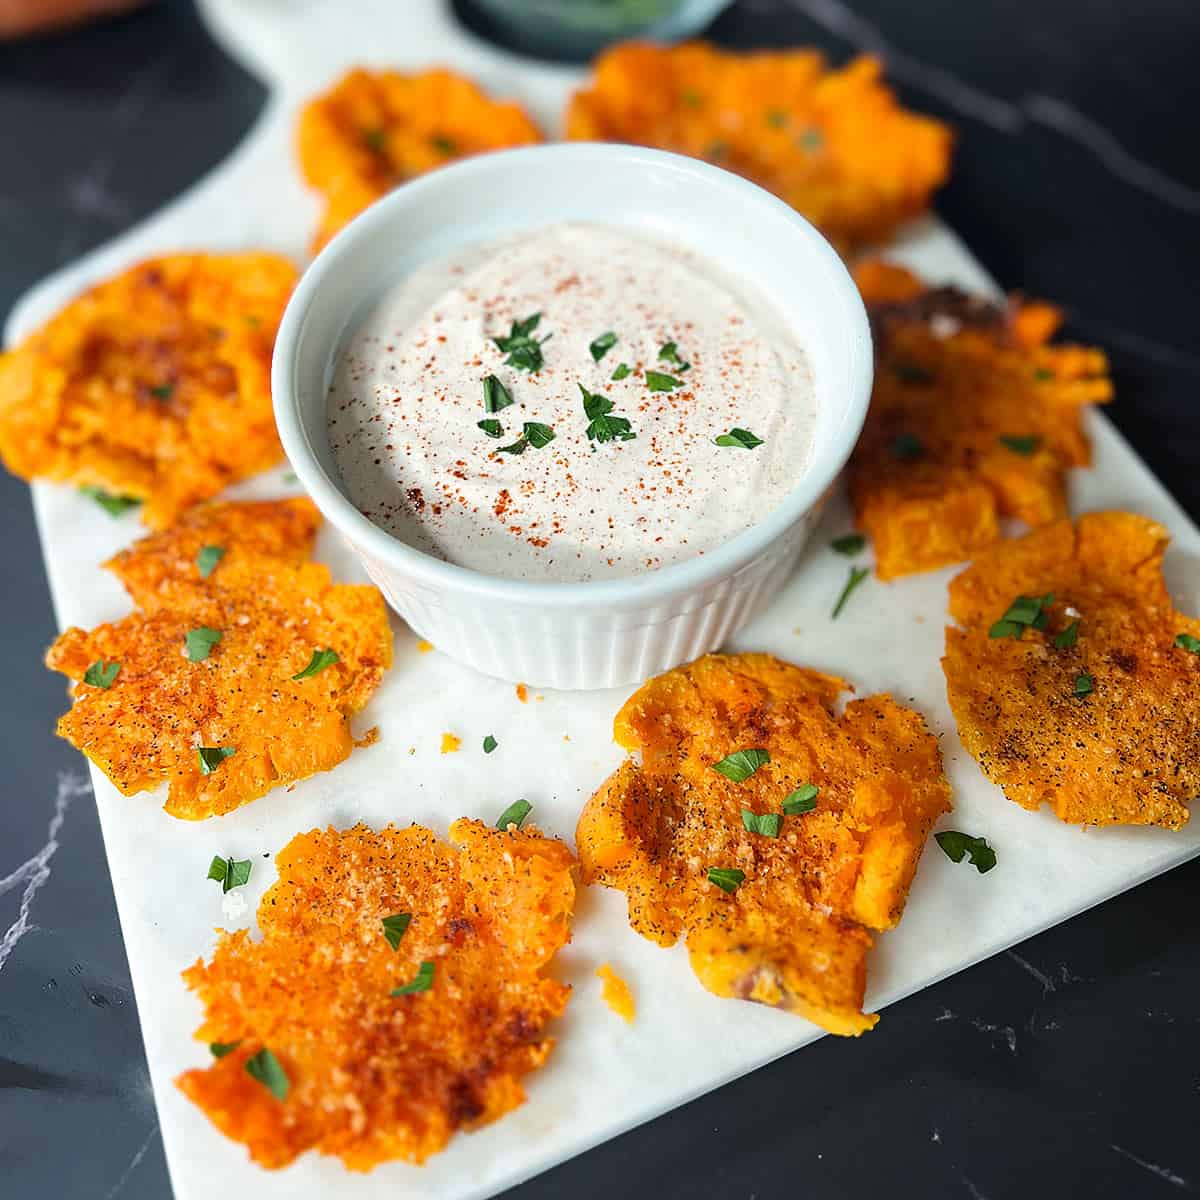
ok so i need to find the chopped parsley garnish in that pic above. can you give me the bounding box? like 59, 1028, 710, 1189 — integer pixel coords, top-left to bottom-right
989, 593, 1054, 639
1174, 633, 1200, 654
150, 383, 175, 401
705, 140, 728, 161
244, 1048, 289, 1100
498, 422, 556, 455
431, 134, 457, 154
381, 912, 412, 951
207, 854, 252, 893
831, 534, 865, 556
589, 331, 618, 361
707, 867, 745, 894
799, 128, 824, 151
482, 734, 498, 754
714, 428, 763, 450
681, 88, 702, 108
292, 647, 339, 679
741, 809, 782, 838
209, 1040, 242, 1059
391, 961, 435, 996
482, 374, 514, 413
610, 362, 631, 381
935, 830, 996, 874
645, 370, 682, 393
498, 437, 528, 455
832, 566, 869, 619
658, 342, 690, 371
580, 383, 636, 443
363, 128, 387, 153
1073, 671, 1094, 698
782, 783, 819, 815
80, 485, 141, 517
185, 626, 222, 662
83, 660, 120, 689
197, 746, 236, 775
1054, 620, 1079, 650
999, 434, 1041, 456
892, 362, 933, 385
1033, 367, 1054, 381
496, 798, 532, 830
493, 313, 549, 371
196, 544, 226, 579
478, 418, 503, 438
766, 109, 789, 128
891, 432, 924, 460
712, 748, 770, 782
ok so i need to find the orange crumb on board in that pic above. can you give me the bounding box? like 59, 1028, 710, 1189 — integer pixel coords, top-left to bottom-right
596, 964, 636, 1024
440, 732, 461, 754
416, 640, 433, 653
515, 683, 529, 703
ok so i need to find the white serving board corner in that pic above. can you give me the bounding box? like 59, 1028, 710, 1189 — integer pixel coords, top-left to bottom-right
9, 3, 1200, 1198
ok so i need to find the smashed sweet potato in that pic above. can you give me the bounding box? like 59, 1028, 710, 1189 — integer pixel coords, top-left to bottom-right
0, 253, 296, 528
943, 511, 1200, 829
566, 44, 951, 253
576, 653, 950, 1036
297, 67, 543, 253
177, 819, 576, 1170
45, 499, 392, 819
850, 261, 1112, 580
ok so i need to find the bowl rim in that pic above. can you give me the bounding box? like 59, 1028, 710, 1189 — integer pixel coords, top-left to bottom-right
272, 142, 873, 609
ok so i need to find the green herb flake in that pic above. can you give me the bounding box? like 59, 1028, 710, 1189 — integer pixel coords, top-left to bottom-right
185, 626, 223, 662
244, 1047, 289, 1100
741, 809, 782, 838
832, 566, 869, 619
714, 428, 764, 450
935, 830, 996, 874
363, 128, 387, 153
658, 341, 690, 371
80, 485, 141, 517
891, 432, 924, 460
196, 544, 226, 579
892, 362, 934, 385
293, 647, 339, 680
988, 592, 1055, 639
681, 88, 702, 108
83, 660, 120, 689
999, 434, 1042, 456
1033, 367, 1054, 381
482, 374, 514, 413
782, 783, 819, 815
478, 418, 504, 438
493, 313, 548, 372
766, 109, 789, 128
1054, 620, 1080, 650
580, 383, 636, 443
707, 867, 745, 894
198, 746, 236, 775
645, 370, 682, 393
482, 734, 498, 754
209, 1040, 242, 1059
1174, 633, 1200, 654
150, 383, 175, 401
496, 798, 532, 830
712, 748, 770, 782
523, 421, 556, 449
799, 128, 824, 151
831, 533, 865, 556
431, 134, 457, 154
381, 912, 412, 951
1073, 671, 1094, 698
705, 140, 728, 161
498, 437, 528, 455
610, 362, 631, 381
391, 961, 435, 996
589, 331, 618, 361
207, 854, 252, 894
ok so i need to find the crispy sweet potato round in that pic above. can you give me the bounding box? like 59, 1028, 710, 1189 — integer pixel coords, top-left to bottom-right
943, 512, 1200, 829
566, 43, 952, 253
0, 253, 296, 528
45, 499, 393, 819
297, 67, 543, 252
850, 260, 1112, 580
576, 653, 950, 1036
177, 819, 577, 1170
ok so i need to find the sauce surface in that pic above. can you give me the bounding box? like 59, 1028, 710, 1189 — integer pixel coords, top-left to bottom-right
327, 224, 817, 582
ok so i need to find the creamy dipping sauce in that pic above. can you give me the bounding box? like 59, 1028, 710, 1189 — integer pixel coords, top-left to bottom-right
327, 223, 817, 582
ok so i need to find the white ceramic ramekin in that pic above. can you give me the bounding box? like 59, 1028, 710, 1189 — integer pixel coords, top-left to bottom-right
273, 144, 872, 690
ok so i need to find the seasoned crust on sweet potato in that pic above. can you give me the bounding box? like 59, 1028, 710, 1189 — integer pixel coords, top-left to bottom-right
297, 67, 543, 252
576, 653, 950, 1036
566, 44, 951, 253
45, 499, 392, 819
176, 819, 576, 1170
943, 511, 1200, 829
0, 253, 296, 527
849, 260, 1112, 580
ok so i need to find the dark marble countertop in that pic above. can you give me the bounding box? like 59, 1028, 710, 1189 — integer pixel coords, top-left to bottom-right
2, 2, 1198, 1196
